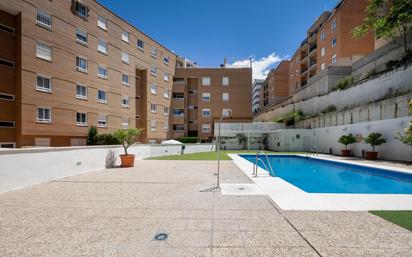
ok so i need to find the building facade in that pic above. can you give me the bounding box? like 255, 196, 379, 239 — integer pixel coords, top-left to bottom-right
261, 60, 290, 109
252, 79, 264, 114
0, 0, 176, 147
289, 0, 374, 95
171, 67, 252, 142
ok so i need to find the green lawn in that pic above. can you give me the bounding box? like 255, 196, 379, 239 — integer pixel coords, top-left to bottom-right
370, 211, 412, 231
146, 150, 305, 160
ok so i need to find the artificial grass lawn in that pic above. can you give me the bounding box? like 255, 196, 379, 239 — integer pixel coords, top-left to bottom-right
146, 150, 306, 160
370, 211, 412, 231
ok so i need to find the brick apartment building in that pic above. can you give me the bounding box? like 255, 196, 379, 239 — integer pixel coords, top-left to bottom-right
0, 0, 252, 147
261, 60, 290, 109
252, 79, 264, 114
289, 0, 374, 95
171, 66, 252, 142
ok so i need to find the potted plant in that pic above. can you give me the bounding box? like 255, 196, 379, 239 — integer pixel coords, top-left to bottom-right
364, 132, 386, 160
114, 128, 142, 167
338, 134, 356, 157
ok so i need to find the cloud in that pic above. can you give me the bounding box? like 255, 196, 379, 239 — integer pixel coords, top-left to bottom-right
228, 53, 284, 80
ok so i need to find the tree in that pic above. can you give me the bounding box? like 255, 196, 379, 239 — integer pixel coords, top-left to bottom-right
352, 0, 412, 56
114, 128, 142, 155
364, 132, 386, 152
398, 100, 412, 148
87, 125, 98, 145
338, 134, 357, 150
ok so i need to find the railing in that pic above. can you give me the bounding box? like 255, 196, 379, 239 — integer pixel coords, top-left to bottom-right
252, 151, 274, 177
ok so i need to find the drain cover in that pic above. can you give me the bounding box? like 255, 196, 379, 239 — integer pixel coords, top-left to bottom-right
154, 232, 168, 241
238, 187, 245, 190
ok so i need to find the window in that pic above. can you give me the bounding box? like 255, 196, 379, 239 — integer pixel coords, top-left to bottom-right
37, 107, 51, 123
76, 112, 87, 126
98, 115, 107, 128
173, 124, 184, 131
172, 109, 184, 117
202, 77, 211, 86
150, 84, 157, 94
73, 1, 89, 18
148, 139, 156, 144
222, 77, 229, 86
320, 31, 325, 40
121, 96, 129, 108
0, 93, 14, 101
98, 66, 107, 79
163, 56, 169, 65
202, 109, 211, 117
76, 84, 87, 99
0, 121, 15, 128
163, 90, 170, 98
164, 122, 169, 132
76, 56, 87, 73
151, 47, 157, 57
150, 103, 157, 113
222, 93, 229, 101
97, 90, 107, 103
331, 19, 336, 30
137, 39, 144, 50
222, 109, 232, 117
202, 92, 211, 102
36, 42, 52, 61
172, 92, 184, 99
97, 39, 107, 54
150, 120, 157, 132
0, 58, 15, 68
121, 31, 129, 43
332, 54, 337, 64
36, 10, 51, 29
202, 124, 211, 133
121, 52, 129, 64
163, 73, 169, 82
36, 75, 51, 92
164, 107, 169, 116
122, 119, 129, 129
150, 65, 157, 76
122, 74, 129, 86
321, 47, 325, 57
76, 28, 87, 45
0, 142, 15, 148
97, 16, 107, 30
321, 63, 326, 70
332, 37, 337, 47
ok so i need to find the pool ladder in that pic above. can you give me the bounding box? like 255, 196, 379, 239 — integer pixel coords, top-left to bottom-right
252, 151, 274, 177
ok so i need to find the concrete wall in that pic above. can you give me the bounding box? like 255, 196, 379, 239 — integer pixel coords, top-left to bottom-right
255, 65, 412, 121
266, 117, 412, 162
0, 143, 214, 193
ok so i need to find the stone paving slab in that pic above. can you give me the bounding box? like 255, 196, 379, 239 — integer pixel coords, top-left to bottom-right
0, 160, 411, 257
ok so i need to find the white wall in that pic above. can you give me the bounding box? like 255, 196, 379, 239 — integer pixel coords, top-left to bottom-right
0, 143, 214, 193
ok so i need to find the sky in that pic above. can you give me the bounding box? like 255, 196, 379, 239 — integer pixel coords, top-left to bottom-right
98, 0, 339, 80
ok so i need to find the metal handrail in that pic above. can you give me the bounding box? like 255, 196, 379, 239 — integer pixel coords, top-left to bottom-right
252, 151, 274, 177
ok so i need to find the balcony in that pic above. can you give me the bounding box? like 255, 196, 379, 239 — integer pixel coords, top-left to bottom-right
309, 44, 317, 53
309, 59, 317, 68
300, 38, 308, 47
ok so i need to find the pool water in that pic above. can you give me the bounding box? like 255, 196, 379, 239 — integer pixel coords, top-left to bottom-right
240, 155, 412, 194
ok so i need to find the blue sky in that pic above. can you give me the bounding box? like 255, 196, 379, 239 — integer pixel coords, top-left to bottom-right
98, 0, 339, 79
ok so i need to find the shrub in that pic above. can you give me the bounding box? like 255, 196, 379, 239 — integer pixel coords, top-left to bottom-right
322, 105, 337, 114
335, 76, 354, 91
338, 134, 356, 150
114, 128, 143, 155
176, 137, 199, 143
364, 132, 386, 152
97, 133, 121, 145
87, 126, 98, 145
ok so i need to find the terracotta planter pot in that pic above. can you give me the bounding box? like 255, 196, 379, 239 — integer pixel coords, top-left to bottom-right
341, 149, 351, 157
365, 151, 378, 160
120, 154, 135, 167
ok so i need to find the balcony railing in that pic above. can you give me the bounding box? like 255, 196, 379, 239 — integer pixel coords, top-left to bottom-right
300, 38, 308, 47
309, 59, 317, 67
309, 44, 317, 53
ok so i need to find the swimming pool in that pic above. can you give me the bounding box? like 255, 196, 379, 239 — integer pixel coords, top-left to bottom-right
240, 155, 412, 194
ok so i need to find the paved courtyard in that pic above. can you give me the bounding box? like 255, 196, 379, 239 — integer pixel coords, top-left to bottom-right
0, 160, 411, 257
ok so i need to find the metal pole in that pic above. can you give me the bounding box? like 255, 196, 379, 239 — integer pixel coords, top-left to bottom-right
217, 121, 221, 188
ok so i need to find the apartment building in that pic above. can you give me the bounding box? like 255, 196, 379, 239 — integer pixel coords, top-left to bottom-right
171, 67, 252, 142
289, 0, 374, 95
0, 0, 176, 147
252, 79, 264, 114
261, 60, 290, 108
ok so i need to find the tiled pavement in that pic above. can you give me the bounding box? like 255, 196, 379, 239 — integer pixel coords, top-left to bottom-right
0, 160, 411, 257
